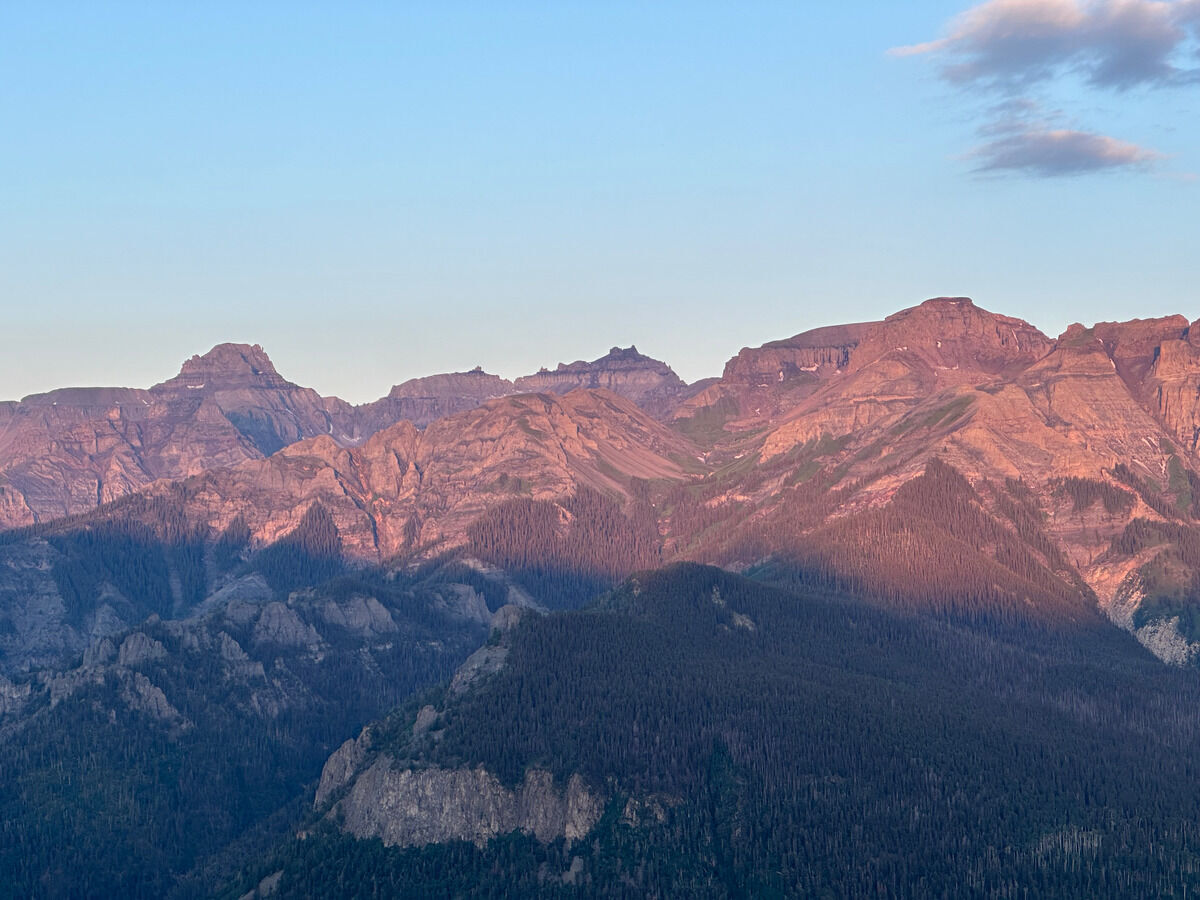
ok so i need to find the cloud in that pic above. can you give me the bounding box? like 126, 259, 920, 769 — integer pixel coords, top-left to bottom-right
893, 0, 1200, 90
966, 97, 1165, 175
893, 1, 1197, 177
970, 126, 1164, 175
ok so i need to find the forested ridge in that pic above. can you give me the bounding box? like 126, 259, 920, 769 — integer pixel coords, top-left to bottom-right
241, 564, 1200, 898
465, 485, 660, 607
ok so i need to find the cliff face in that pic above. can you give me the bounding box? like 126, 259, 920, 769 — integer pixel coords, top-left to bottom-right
335, 763, 603, 848
313, 613, 604, 852
670, 322, 873, 442
756, 299, 1054, 456
1136, 320, 1200, 452
514, 347, 688, 419
722, 322, 870, 383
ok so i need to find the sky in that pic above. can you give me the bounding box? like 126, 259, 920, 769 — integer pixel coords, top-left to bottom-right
2, 1, 1197, 403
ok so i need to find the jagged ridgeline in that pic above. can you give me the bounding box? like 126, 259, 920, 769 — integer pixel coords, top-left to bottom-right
12, 299, 1200, 663
243, 565, 1200, 898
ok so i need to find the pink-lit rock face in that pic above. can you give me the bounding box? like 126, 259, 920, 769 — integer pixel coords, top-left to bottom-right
0, 344, 362, 528
0, 342, 706, 529
153, 387, 697, 563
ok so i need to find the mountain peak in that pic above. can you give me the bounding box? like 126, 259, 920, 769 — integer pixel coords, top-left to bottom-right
180, 343, 279, 379
837, 298, 1052, 383
597, 345, 642, 363
155, 343, 291, 392
537, 346, 675, 377
870, 296, 1047, 339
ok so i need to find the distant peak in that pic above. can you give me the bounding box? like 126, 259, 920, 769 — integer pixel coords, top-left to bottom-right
1059, 323, 1090, 341
154, 342, 291, 392
882, 297, 978, 323
180, 343, 278, 378
552, 346, 658, 372
882, 297, 1041, 333
383, 368, 514, 401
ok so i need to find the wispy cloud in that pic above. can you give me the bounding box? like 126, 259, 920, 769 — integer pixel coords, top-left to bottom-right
966, 97, 1164, 175
972, 127, 1162, 175
893, 0, 1199, 177
893, 0, 1200, 90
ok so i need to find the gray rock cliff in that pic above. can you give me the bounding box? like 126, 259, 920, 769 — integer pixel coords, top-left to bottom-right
335, 763, 603, 848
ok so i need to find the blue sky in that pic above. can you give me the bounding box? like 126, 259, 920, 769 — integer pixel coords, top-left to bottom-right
2, 1, 1197, 402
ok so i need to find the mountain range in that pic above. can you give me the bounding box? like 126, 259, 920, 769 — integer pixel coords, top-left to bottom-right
0, 342, 687, 530
7, 297, 1200, 666
6, 296, 1200, 896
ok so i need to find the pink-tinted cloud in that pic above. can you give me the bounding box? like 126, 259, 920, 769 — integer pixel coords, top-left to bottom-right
894, 1, 1196, 177
893, 0, 1200, 89
971, 126, 1163, 175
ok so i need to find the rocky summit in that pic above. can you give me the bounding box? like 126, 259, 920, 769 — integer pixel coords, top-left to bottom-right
355, 368, 516, 432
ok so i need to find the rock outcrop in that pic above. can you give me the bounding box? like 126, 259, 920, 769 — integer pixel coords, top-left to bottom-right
721, 322, 869, 384
672, 322, 872, 440
315, 731, 372, 808
335, 763, 603, 848
117, 632, 167, 667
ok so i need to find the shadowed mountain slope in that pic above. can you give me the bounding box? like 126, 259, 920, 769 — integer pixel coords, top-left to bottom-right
256, 564, 1200, 898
